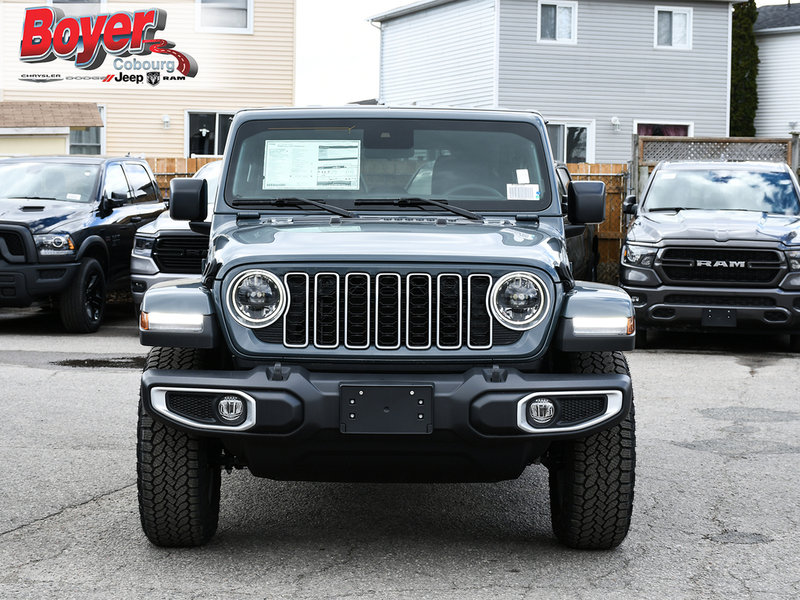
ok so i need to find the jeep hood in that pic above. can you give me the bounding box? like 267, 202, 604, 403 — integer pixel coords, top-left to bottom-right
627, 209, 800, 245
0, 198, 91, 234
211, 219, 567, 278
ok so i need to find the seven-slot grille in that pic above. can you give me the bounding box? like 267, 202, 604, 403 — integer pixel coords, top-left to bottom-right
255, 271, 523, 350
152, 235, 209, 274
659, 247, 784, 286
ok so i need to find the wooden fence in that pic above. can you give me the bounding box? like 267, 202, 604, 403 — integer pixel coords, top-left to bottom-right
567, 163, 629, 284
145, 157, 219, 196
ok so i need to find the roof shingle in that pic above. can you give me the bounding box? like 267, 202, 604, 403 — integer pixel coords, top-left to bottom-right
755, 3, 800, 31
0, 101, 103, 128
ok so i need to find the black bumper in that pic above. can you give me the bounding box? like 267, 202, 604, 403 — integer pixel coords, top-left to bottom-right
140, 365, 632, 482
0, 260, 81, 307
621, 283, 800, 333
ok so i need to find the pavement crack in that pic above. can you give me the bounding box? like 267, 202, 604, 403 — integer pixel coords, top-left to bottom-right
0, 482, 136, 538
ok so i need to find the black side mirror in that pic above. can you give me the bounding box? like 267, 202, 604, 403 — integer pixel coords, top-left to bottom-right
622, 195, 638, 215
105, 190, 127, 209
567, 181, 605, 224
170, 178, 207, 221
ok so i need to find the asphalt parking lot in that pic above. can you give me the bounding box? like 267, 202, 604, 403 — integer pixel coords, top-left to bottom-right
1, 302, 799, 599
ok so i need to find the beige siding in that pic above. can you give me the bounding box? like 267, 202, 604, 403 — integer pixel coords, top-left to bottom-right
1, 0, 295, 156
0, 135, 69, 156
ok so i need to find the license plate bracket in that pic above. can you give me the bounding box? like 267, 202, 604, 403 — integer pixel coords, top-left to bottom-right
701, 308, 737, 328
340, 385, 433, 434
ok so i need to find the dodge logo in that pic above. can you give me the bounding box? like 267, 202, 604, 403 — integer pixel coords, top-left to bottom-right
696, 260, 746, 268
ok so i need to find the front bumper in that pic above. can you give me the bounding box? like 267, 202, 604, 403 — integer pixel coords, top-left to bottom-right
0, 260, 81, 307
141, 365, 632, 480
621, 283, 800, 333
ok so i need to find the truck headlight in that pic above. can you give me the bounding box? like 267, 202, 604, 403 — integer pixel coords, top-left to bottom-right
489, 272, 549, 330
621, 243, 656, 268
227, 269, 286, 328
133, 236, 154, 257
34, 234, 75, 257
787, 250, 800, 271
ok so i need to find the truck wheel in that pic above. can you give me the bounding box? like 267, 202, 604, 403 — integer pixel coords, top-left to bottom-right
59, 258, 105, 333
137, 347, 221, 547
546, 351, 635, 549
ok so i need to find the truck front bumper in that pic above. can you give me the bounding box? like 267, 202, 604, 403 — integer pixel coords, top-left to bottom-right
621, 283, 800, 333
0, 260, 81, 307
141, 365, 632, 481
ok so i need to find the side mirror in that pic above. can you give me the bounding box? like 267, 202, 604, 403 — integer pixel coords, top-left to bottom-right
622, 195, 638, 215
567, 181, 605, 224
170, 178, 207, 221
105, 190, 127, 209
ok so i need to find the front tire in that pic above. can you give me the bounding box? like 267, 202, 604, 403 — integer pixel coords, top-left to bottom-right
546, 351, 635, 549
59, 258, 105, 333
137, 347, 221, 547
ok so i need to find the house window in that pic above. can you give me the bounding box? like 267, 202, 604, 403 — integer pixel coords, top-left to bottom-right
196, 0, 253, 34
547, 122, 593, 163
538, 1, 577, 44
69, 105, 105, 155
187, 112, 235, 156
49, 0, 103, 17
637, 122, 691, 136
654, 7, 692, 49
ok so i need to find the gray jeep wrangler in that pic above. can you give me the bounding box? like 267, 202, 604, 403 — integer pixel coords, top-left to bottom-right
137, 107, 636, 549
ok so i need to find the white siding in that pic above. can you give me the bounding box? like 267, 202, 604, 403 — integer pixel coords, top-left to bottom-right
498, 0, 733, 162
754, 31, 800, 137
379, 0, 496, 107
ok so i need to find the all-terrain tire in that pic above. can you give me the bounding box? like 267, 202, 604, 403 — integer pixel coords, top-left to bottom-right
137, 346, 221, 547
546, 351, 635, 550
59, 258, 105, 333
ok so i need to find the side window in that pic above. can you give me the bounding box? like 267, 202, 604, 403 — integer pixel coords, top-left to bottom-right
104, 164, 130, 203
654, 6, 692, 50
538, 0, 578, 44
124, 163, 159, 203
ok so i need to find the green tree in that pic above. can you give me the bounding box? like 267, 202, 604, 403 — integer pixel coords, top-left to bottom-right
730, 0, 759, 137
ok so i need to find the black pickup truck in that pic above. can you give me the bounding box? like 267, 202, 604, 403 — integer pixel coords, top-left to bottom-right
0, 156, 165, 332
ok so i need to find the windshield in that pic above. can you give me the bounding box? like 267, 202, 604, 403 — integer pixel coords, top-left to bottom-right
0, 162, 100, 203
644, 168, 800, 215
224, 118, 552, 212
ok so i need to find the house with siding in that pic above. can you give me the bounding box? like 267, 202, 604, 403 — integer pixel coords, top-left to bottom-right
753, 3, 800, 137
0, 0, 294, 157
371, 0, 742, 163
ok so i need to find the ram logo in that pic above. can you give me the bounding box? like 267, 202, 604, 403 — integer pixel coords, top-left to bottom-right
696, 260, 746, 268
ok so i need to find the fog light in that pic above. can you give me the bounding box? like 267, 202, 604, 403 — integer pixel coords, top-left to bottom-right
528, 398, 556, 424
218, 395, 245, 423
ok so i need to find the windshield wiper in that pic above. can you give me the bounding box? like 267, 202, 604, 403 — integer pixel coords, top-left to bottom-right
646, 207, 702, 212
232, 197, 358, 219
354, 197, 483, 221
12, 196, 58, 201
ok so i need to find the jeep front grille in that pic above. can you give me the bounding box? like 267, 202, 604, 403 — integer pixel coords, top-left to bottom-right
255, 271, 522, 350
659, 247, 784, 286
152, 235, 209, 274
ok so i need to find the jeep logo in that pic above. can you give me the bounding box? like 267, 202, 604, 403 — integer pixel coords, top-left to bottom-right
696, 260, 746, 268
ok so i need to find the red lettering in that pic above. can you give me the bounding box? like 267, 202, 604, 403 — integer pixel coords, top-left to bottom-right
131, 10, 159, 52
20, 7, 55, 60
52, 17, 80, 57
75, 15, 108, 66
103, 13, 132, 53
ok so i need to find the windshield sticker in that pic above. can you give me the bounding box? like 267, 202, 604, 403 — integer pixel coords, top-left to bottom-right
661, 172, 677, 180
516, 169, 531, 184
507, 184, 540, 201
263, 140, 361, 190
66, 193, 81, 201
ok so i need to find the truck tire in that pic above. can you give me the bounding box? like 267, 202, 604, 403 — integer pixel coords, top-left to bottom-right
546, 351, 635, 549
137, 347, 221, 547
59, 258, 105, 333
790, 335, 800, 352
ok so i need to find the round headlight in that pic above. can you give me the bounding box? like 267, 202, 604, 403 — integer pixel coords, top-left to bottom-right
227, 269, 286, 328
489, 272, 549, 330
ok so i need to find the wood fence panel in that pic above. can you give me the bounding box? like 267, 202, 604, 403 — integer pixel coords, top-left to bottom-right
145, 157, 219, 197
567, 162, 629, 284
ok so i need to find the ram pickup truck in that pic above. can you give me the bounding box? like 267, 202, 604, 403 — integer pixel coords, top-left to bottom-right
620, 161, 800, 349
136, 107, 636, 549
0, 156, 164, 332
